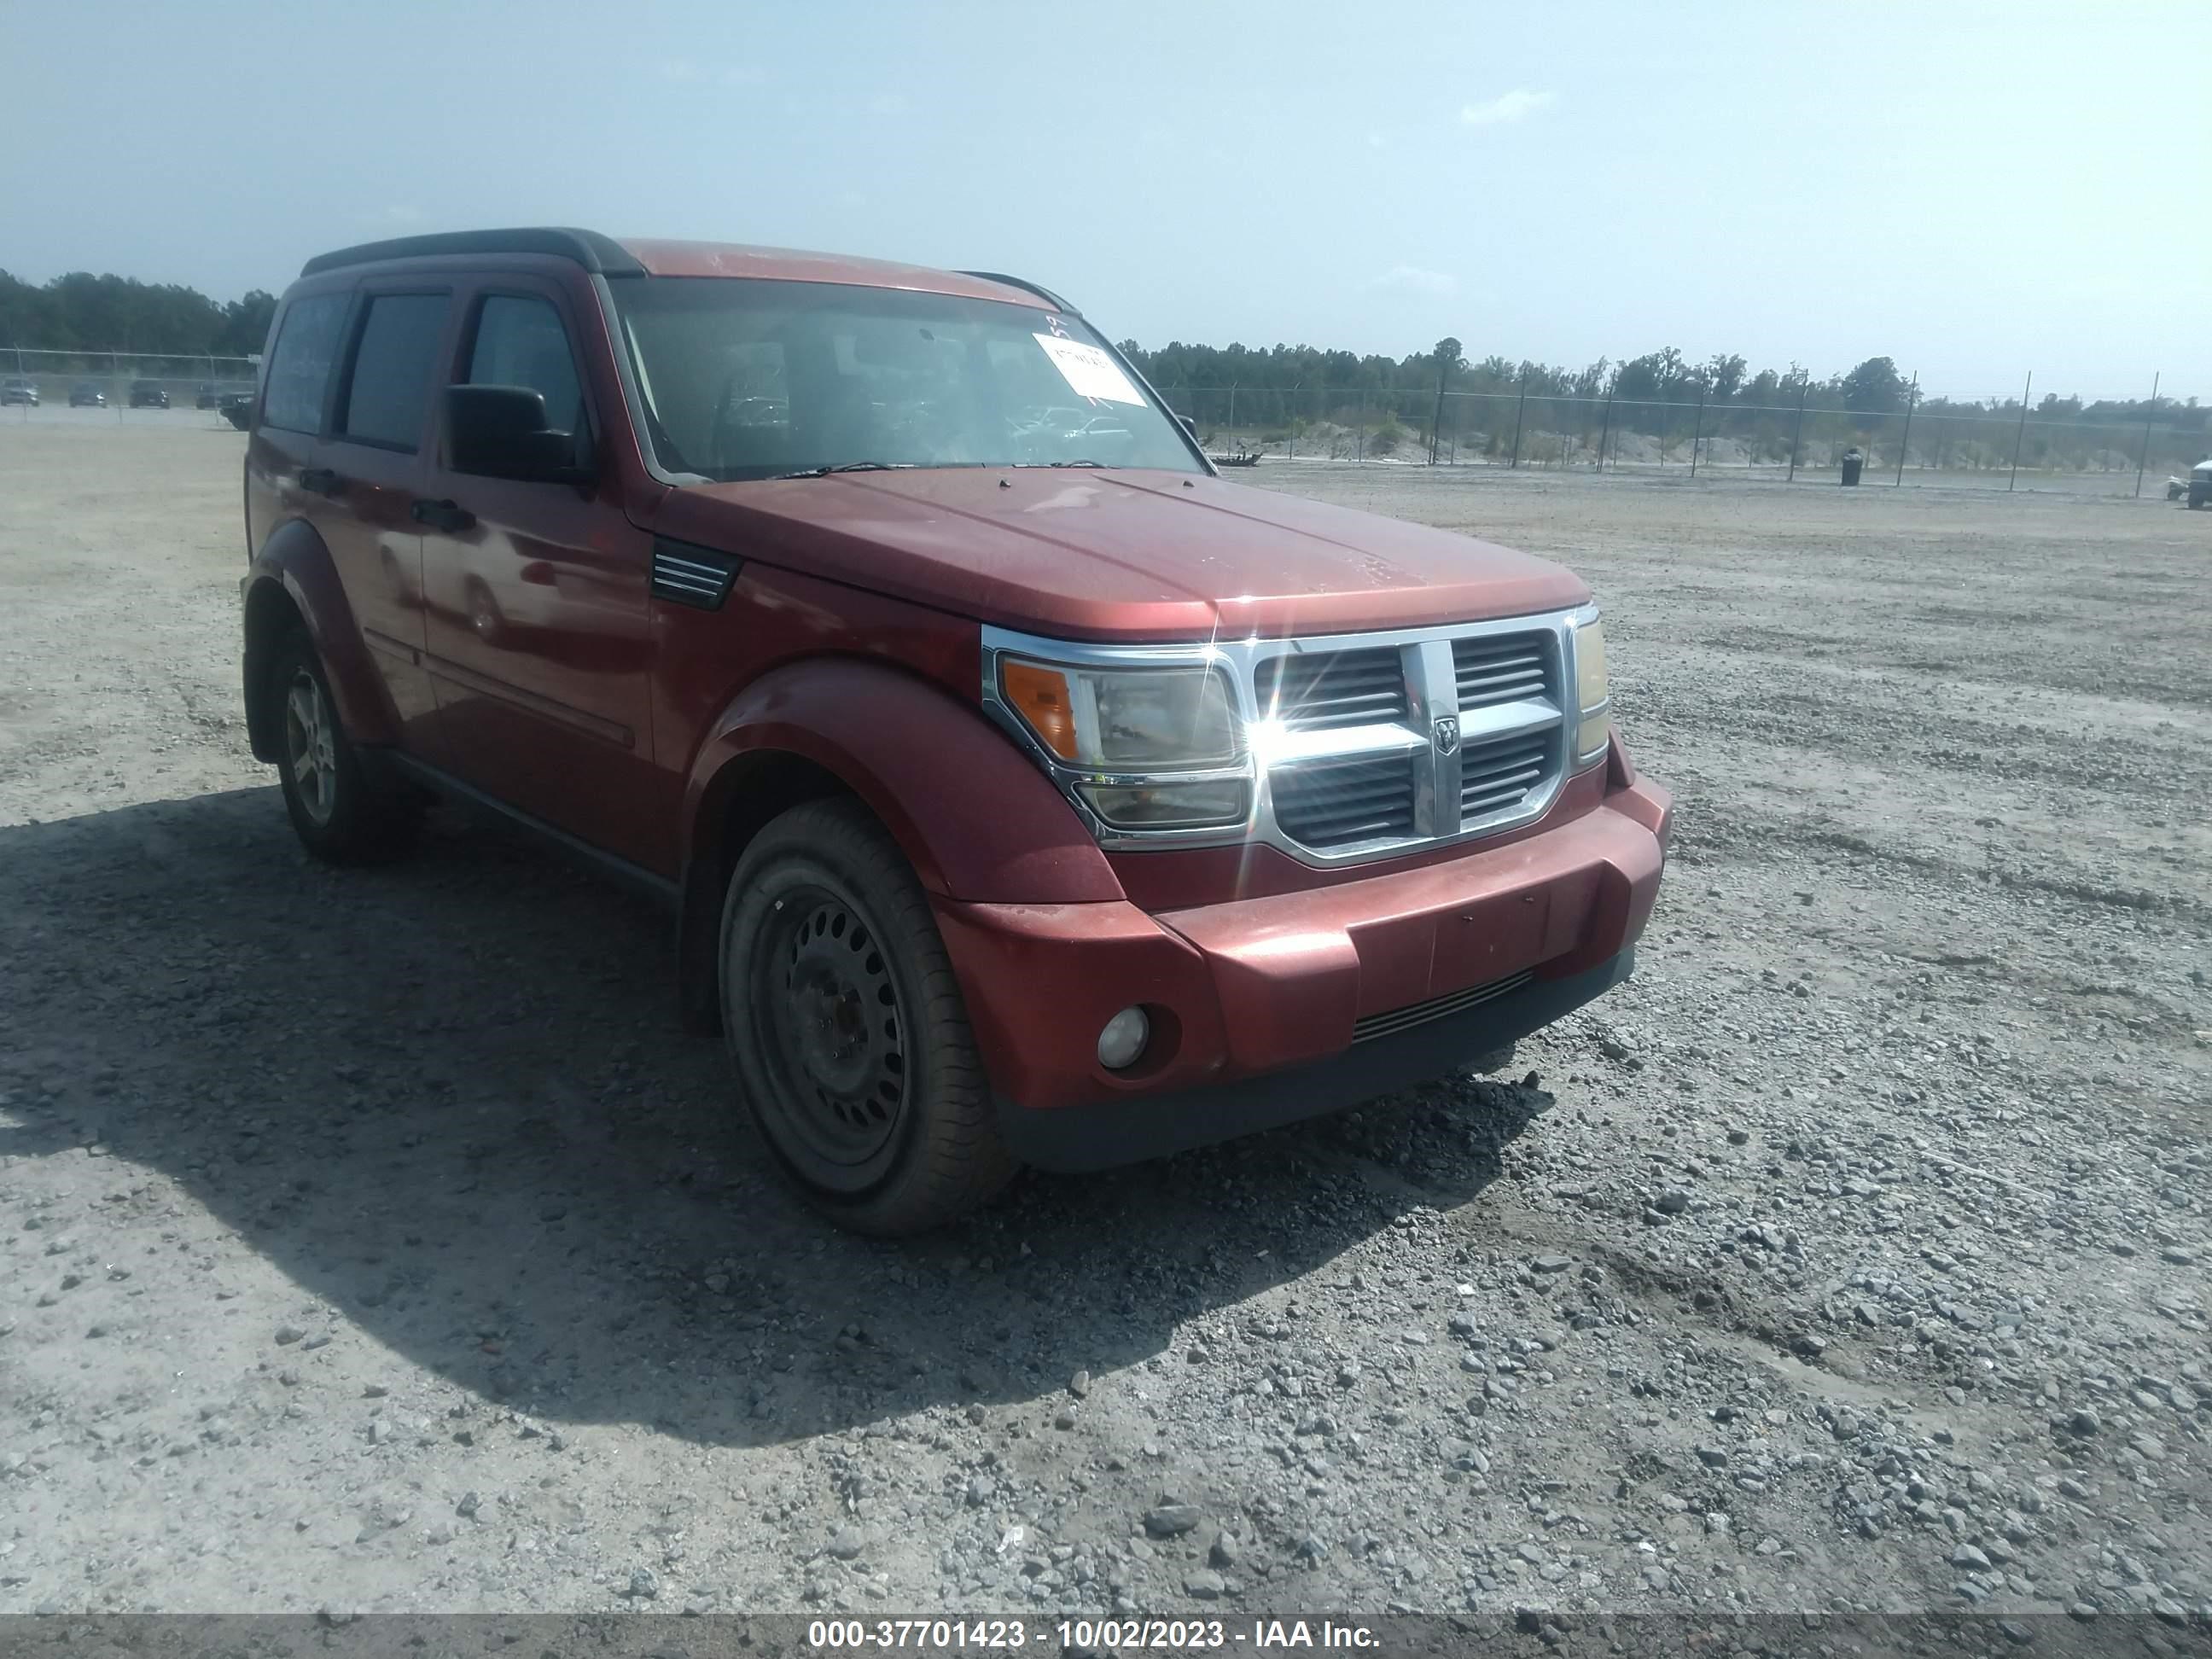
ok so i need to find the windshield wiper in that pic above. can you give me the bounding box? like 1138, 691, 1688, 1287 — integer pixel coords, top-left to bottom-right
1010, 459, 1108, 469
769, 461, 916, 480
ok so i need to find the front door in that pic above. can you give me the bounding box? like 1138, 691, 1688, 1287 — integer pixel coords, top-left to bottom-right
415, 281, 668, 873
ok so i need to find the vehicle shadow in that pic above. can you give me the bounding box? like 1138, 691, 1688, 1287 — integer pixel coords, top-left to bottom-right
0, 787, 1544, 1449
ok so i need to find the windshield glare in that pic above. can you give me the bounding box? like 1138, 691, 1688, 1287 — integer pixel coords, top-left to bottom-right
608, 277, 1201, 482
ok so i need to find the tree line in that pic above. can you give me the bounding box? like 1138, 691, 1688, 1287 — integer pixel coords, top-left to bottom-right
0, 270, 276, 360
3, 265, 2198, 445
1116, 338, 2204, 436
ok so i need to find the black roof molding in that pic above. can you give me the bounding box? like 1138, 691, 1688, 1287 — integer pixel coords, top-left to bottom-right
300, 228, 644, 278
958, 271, 1077, 314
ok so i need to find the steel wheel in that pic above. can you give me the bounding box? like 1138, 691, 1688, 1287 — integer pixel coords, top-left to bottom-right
719, 799, 1016, 1232
282, 668, 338, 827
749, 882, 910, 1188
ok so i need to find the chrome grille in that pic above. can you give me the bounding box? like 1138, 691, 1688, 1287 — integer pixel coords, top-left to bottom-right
981, 604, 1594, 867
1352, 969, 1535, 1045
1452, 633, 1550, 709
1459, 732, 1551, 820
1271, 754, 1418, 849
1254, 649, 1409, 732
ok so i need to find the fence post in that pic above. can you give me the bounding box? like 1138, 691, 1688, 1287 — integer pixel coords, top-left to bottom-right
1895, 373, 1918, 486
1689, 381, 1707, 478
1356, 393, 1366, 464
1509, 370, 1528, 469
1429, 362, 1448, 466
1289, 385, 1297, 462
2133, 371, 2160, 499
1786, 375, 1807, 482
2008, 370, 2032, 492
1228, 384, 1237, 449
1598, 384, 1613, 473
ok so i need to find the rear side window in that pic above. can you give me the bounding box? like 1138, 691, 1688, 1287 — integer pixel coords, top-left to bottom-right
467, 295, 585, 434
338, 293, 451, 451
261, 293, 349, 433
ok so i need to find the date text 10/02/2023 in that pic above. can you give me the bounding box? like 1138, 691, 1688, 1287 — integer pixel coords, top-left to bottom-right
805, 1620, 1381, 1650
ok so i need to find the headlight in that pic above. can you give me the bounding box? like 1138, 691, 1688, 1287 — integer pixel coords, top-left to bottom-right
1573, 615, 1610, 764
998, 657, 1249, 828
999, 659, 1241, 768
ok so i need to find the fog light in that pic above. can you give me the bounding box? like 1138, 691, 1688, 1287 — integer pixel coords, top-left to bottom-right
1097, 1005, 1150, 1071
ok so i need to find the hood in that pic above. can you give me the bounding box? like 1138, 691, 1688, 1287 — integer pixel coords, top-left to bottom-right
647, 469, 1588, 641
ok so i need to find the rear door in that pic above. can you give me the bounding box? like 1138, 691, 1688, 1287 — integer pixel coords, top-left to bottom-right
415, 277, 667, 872
246, 288, 350, 563
316, 283, 457, 756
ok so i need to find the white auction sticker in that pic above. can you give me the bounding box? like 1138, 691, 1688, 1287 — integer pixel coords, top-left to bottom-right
1033, 333, 1146, 405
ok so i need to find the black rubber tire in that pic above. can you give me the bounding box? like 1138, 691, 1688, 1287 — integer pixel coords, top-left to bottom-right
719, 799, 1016, 1234
265, 628, 420, 864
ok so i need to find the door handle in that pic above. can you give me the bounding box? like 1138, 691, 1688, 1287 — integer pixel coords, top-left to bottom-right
410, 498, 474, 533
297, 466, 341, 496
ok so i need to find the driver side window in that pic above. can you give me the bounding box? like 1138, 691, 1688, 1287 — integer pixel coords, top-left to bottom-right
467, 295, 584, 436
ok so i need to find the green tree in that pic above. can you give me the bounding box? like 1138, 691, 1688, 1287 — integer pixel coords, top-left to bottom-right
1840, 356, 1906, 415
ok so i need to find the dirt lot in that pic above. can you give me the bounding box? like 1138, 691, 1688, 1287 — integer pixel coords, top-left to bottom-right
1, 424, 2207, 1622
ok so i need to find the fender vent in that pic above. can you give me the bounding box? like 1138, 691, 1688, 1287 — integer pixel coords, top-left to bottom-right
652, 539, 739, 610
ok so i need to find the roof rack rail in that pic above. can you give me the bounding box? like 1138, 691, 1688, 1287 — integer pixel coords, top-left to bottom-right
300, 228, 645, 278
958, 271, 1078, 314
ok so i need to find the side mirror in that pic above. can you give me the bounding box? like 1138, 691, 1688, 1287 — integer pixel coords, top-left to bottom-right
445, 385, 591, 484
1179, 414, 1197, 438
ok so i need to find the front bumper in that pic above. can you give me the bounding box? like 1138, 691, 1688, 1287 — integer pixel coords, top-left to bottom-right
933, 764, 1670, 1167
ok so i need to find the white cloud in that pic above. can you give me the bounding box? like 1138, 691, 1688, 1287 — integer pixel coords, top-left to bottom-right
867, 93, 911, 116
1369, 265, 1458, 295
1459, 88, 1555, 127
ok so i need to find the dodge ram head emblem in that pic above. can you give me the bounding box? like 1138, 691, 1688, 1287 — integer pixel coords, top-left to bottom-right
1432, 716, 1460, 755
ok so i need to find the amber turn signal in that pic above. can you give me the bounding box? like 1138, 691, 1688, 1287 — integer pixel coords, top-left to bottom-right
1000, 660, 1079, 760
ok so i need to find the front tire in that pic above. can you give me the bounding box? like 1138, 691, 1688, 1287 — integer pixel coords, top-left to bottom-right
265, 629, 419, 863
719, 799, 1016, 1234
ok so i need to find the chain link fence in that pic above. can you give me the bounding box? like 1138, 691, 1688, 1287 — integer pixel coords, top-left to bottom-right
6, 344, 2203, 496
1157, 381, 2209, 497
3, 347, 259, 415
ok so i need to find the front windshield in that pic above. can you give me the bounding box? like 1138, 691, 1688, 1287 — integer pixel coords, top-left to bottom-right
607, 276, 1202, 481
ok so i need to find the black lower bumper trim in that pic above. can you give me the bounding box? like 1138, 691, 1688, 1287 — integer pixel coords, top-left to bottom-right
996, 947, 1636, 1173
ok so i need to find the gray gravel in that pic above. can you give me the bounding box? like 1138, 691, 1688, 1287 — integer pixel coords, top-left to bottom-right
0, 427, 2205, 1618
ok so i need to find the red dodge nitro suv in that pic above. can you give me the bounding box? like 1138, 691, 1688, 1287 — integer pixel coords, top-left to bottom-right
238, 228, 1671, 1232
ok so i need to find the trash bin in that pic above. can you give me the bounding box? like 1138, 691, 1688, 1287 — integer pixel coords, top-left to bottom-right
1841, 446, 1865, 486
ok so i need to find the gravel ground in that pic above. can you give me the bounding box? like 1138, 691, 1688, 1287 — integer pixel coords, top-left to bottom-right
0, 426, 2206, 1622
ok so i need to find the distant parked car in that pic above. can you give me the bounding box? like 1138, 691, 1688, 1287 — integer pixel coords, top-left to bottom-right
69, 382, 108, 408
128, 380, 171, 409
1, 377, 38, 407
218, 390, 254, 430
2189, 458, 2212, 510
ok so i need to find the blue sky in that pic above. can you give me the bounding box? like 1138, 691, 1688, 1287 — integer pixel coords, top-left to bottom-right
3, 0, 2207, 399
